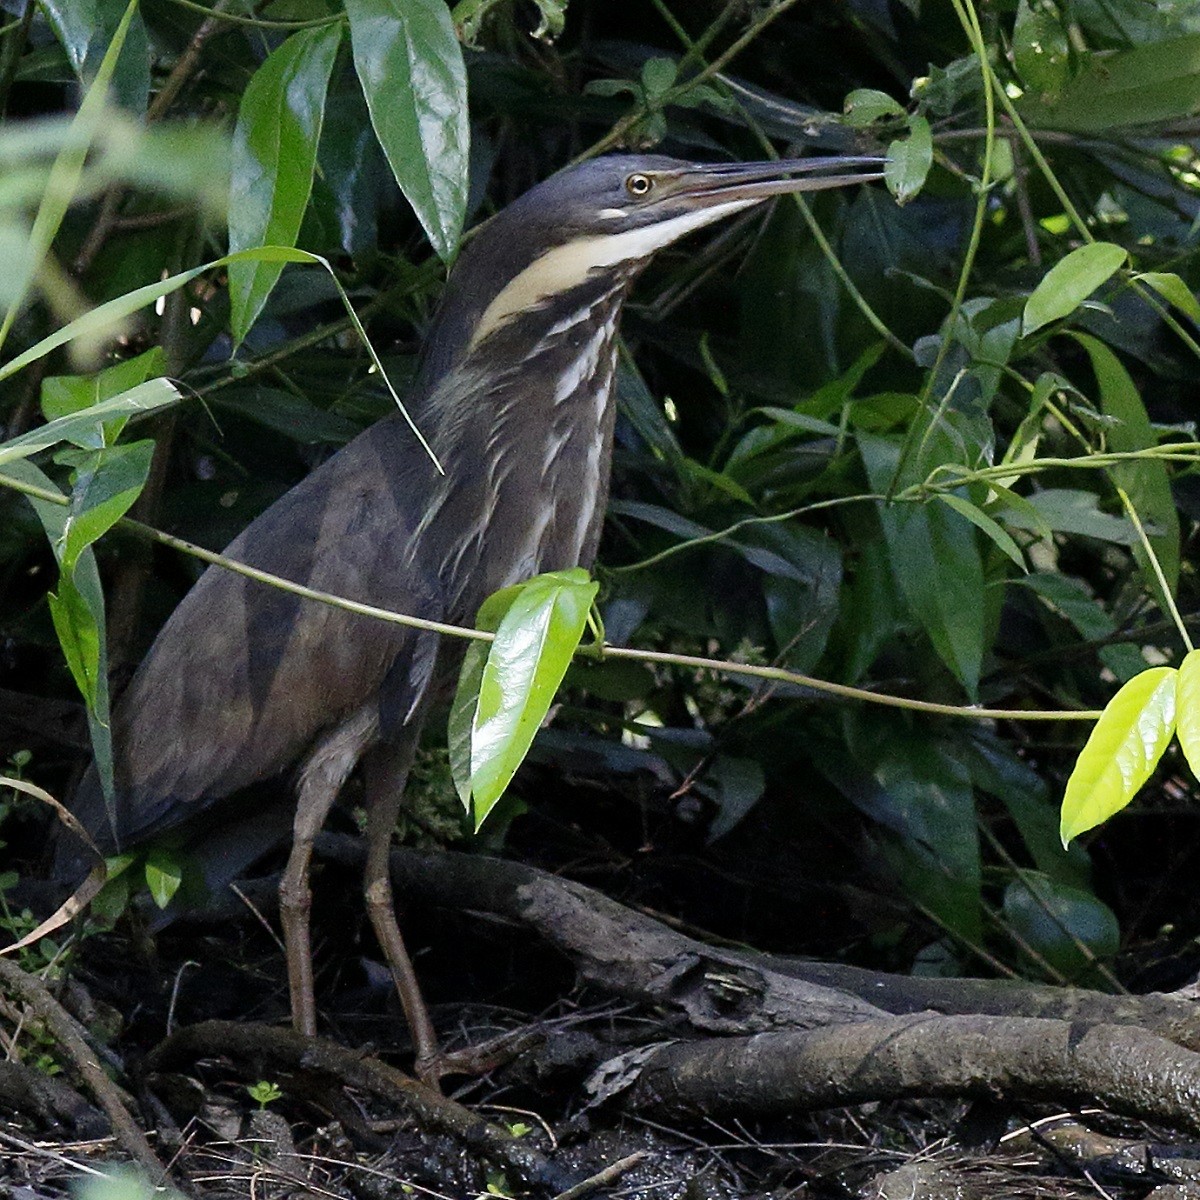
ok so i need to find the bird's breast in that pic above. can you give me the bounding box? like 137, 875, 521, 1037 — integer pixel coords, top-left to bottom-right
422, 296, 625, 618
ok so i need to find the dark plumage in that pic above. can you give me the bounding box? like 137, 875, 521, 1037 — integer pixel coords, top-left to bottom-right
56, 153, 882, 1078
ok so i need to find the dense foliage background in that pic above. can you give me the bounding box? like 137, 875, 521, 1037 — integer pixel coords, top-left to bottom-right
2, 0, 1200, 996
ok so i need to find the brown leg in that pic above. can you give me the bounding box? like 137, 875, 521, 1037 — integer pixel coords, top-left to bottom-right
280, 707, 377, 1037
362, 732, 441, 1082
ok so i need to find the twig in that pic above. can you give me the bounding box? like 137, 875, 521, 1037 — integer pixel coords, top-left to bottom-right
551, 1151, 648, 1200
0, 958, 166, 1177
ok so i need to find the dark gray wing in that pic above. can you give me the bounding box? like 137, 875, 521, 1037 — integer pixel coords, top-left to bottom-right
66, 412, 444, 857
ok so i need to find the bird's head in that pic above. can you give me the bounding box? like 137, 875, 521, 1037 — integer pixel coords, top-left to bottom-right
417, 152, 884, 387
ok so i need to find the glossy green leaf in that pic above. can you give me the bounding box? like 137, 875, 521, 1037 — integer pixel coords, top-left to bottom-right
345, 0, 469, 261
40, 0, 150, 113
58, 440, 155, 574
144, 849, 183, 909
961, 731, 1091, 889
448, 583, 525, 808
229, 24, 342, 345
884, 115, 932, 204
0, 379, 179, 465
1136, 271, 1200, 326
470, 570, 599, 827
834, 720, 983, 943
1022, 242, 1128, 335
1012, 0, 1070, 100
1001, 875, 1119, 982
1072, 332, 1179, 605
1060, 666, 1177, 847
935, 493, 1026, 570
1177, 649, 1200, 783
0, 0, 139, 351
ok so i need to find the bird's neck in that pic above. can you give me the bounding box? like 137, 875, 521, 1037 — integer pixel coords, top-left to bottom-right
415, 267, 645, 613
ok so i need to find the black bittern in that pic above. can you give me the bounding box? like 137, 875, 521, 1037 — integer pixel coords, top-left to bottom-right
57, 152, 882, 1079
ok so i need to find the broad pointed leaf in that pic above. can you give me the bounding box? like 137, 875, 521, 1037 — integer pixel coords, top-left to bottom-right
1177, 649, 1200, 783
1022, 243, 1127, 335
470, 570, 598, 827
345, 0, 469, 261
448, 582, 525, 807
229, 24, 342, 344
58, 440, 155, 574
1060, 666, 1177, 847
1072, 332, 1179, 606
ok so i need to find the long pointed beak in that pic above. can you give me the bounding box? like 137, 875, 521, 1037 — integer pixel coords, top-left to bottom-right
674, 155, 885, 207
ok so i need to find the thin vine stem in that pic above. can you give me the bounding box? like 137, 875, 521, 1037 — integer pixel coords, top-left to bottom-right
1116, 486, 1193, 653
0, 469, 1101, 723
164, 0, 344, 30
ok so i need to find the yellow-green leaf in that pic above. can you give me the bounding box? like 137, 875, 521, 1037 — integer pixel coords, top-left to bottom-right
1177, 649, 1200, 782
469, 569, 598, 828
1060, 666, 1177, 847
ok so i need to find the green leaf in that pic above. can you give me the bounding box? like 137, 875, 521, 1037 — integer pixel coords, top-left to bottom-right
843, 88, 904, 126
1006, 488, 1137, 545
345, 0, 469, 262
470, 570, 599, 827
1012, 0, 1070, 100
40, 0, 150, 113
143, 849, 183, 909
58, 440, 155, 574
228, 24, 342, 345
0, 246, 440, 472
41, 346, 166, 448
448, 583, 526, 808
0, 379, 179, 465
884, 115, 932, 204
1022, 242, 1128, 335
2, 459, 113, 797
860, 436, 985, 696
935, 493, 1027, 571
1060, 666, 1177, 847
1023, 33, 1200, 133
1136, 271, 1200, 326
48, 574, 102, 709
1177, 649, 1200, 784
701, 756, 766, 842
641, 57, 677, 103
1071, 332, 1179, 606
0, 0, 140, 351
1001, 875, 1119, 982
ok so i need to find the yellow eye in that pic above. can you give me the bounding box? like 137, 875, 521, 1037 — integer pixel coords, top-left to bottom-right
625, 173, 653, 198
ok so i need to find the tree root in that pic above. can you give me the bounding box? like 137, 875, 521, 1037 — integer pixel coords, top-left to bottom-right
147, 1020, 577, 1194
624, 1014, 1200, 1130
312, 835, 1200, 1132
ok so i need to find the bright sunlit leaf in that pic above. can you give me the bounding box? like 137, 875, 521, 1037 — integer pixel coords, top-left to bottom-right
469, 569, 598, 828
1060, 666, 1177, 847
1176, 649, 1200, 782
